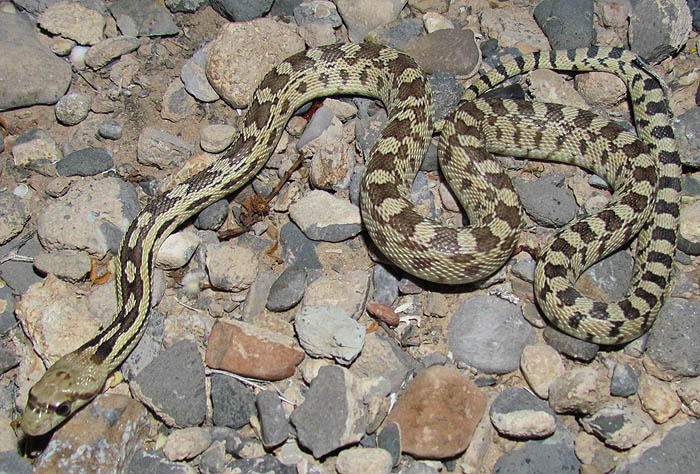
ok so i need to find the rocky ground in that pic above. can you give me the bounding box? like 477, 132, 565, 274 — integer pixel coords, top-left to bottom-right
1, 0, 700, 473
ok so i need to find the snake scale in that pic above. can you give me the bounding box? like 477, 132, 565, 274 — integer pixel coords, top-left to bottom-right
20, 42, 679, 436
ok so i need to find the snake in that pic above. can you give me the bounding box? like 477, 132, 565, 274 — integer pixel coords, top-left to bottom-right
19, 42, 679, 436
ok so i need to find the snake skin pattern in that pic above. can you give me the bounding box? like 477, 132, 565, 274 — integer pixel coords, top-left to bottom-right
20, 43, 679, 436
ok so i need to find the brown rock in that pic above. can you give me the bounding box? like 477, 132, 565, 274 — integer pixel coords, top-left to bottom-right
205, 321, 304, 380
366, 301, 400, 326
401, 28, 479, 75
638, 374, 681, 423
384, 366, 486, 459
34, 394, 150, 473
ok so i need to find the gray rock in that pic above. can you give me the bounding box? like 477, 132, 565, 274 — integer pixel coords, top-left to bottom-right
616, 420, 700, 473
137, 127, 193, 169
0, 193, 28, 245
646, 298, 700, 377
194, 199, 228, 231
98, 118, 123, 140
676, 107, 700, 168
401, 463, 440, 474
0, 233, 43, 294
490, 388, 557, 440
514, 174, 577, 227
209, 0, 274, 21
429, 71, 465, 122
610, 363, 639, 397
294, 0, 342, 27
121, 309, 165, 380
377, 422, 401, 467
492, 441, 580, 473
128, 450, 193, 474
448, 295, 537, 374
267, 266, 306, 312
109, 0, 178, 37
0, 451, 34, 474
543, 327, 599, 362
629, 0, 692, 62
180, 45, 219, 102
131, 340, 207, 427
0, 281, 16, 334
256, 390, 290, 448
580, 249, 634, 300
368, 17, 424, 49
224, 455, 295, 474
0, 11, 71, 110
55, 93, 91, 125
372, 264, 400, 306
581, 405, 652, 450
11, 128, 61, 167
534, 0, 595, 49
279, 216, 321, 271
0, 345, 18, 375
56, 147, 114, 176
290, 365, 365, 458
349, 332, 418, 394
84, 35, 140, 69
198, 441, 227, 474
691, 0, 700, 31
289, 190, 362, 242
164, 0, 207, 13
295, 305, 365, 365
269, 0, 303, 17
296, 105, 334, 149
241, 270, 275, 321
211, 374, 255, 429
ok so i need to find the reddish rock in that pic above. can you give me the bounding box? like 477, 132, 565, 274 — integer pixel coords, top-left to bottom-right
385, 366, 486, 459
205, 321, 304, 380
366, 301, 400, 326
34, 394, 150, 473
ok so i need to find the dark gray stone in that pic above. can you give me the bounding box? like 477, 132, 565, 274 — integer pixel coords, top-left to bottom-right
0, 11, 72, 110
534, 0, 595, 49
377, 422, 401, 467
0, 233, 43, 294
269, 0, 302, 18
646, 298, 700, 377
690, 0, 700, 31
676, 107, 700, 168
294, 1, 341, 27
224, 455, 295, 474
98, 118, 123, 140
429, 71, 464, 123
56, 147, 114, 177
610, 363, 639, 397
266, 266, 306, 312
211, 374, 255, 429
543, 327, 599, 362
131, 340, 207, 427
370, 17, 424, 49
128, 450, 192, 474
256, 390, 290, 448
121, 310, 164, 380
371, 264, 400, 306
0, 451, 34, 474
514, 174, 577, 227
209, 0, 273, 21
198, 440, 227, 474
0, 281, 15, 334
629, 0, 690, 62
194, 199, 228, 231
616, 420, 700, 474
582, 250, 634, 300
279, 222, 321, 271
448, 295, 537, 374
491, 387, 554, 417
0, 346, 18, 375
492, 441, 580, 473
109, 0, 178, 37
164, 0, 207, 13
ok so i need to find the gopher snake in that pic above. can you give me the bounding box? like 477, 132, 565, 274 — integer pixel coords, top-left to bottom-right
20, 43, 679, 435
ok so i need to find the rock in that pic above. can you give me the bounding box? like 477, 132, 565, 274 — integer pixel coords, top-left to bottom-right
0, 234, 43, 294
0, 194, 28, 245
615, 420, 700, 473
520, 343, 565, 399
128, 450, 197, 473
514, 174, 577, 227
479, 6, 550, 50
492, 441, 580, 473
205, 242, 258, 291
181, 44, 220, 102
194, 199, 228, 231
291, 365, 366, 458
165, 0, 208, 13
646, 298, 700, 378
161, 78, 196, 122
56, 147, 114, 176
0, 452, 33, 474
372, 264, 400, 306
109, 0, 178, 37
34, 394, 150, 473
610, 363, 639, 398
385, 366, 486, 459
580, 405, 653, 450
335, 0, 406, 42
676, 377, 700, 417
11, 128, 62, 167
448, 295, 537, 374
163, 427, 212, 461
206, 18, 304, 108
256, 389, 290, 448
39, 2, 105, 45
489, 388, 557, 439
205, 321, 304, 381
542, 327, 599, 362
548, 367, 606, 415
266, 266, 307, 312
294, 305, 365, 365
156, 230, 200, 270
637, 374, 681, 423
629, 0, 691, 62
533, 0, 594, 49
200, 124, 236, 153
401, 28, 479, 75
224, 455, 295, 474
37, 177, 139, 258
303, 270, 370, 319
0, 11, 72, 110
199, 441, 227, 474
289, 190, 362, 242
210, 374, 256, 430
349, 332, 418, 393
209, 0, 274, 21
336, 447, 393, 474
33, 250, 91, 283
55, 92, 92, 125
279, 222, 322, 270
84, 35, 140, 69
377, 422, 401, 467
137, 127, 194, 169
131, 340, 207, 428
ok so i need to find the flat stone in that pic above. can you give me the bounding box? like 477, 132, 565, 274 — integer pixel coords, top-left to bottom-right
11, 129, 62, 167
289, 190, 362, 242
294, 305, 365, 365
205, 321, 304, 381
85, 35, 140, 69
581, 405, 653, 450
489, 388, 557, 439
39, 2, 105, 45
385, 366, 486, 459
210, 374, 255, 430
56, 147, 113, 176
109, 0, 178, 37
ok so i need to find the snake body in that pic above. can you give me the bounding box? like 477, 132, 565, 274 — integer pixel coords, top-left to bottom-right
20, 43, 679, 436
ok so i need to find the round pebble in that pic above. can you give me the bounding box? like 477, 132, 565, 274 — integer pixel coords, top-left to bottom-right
55, 92, 91, 125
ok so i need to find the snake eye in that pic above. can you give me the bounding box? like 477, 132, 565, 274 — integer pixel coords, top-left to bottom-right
55, 402, 71, 417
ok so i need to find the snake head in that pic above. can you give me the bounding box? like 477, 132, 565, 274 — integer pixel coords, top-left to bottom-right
20, 353, 106, 436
